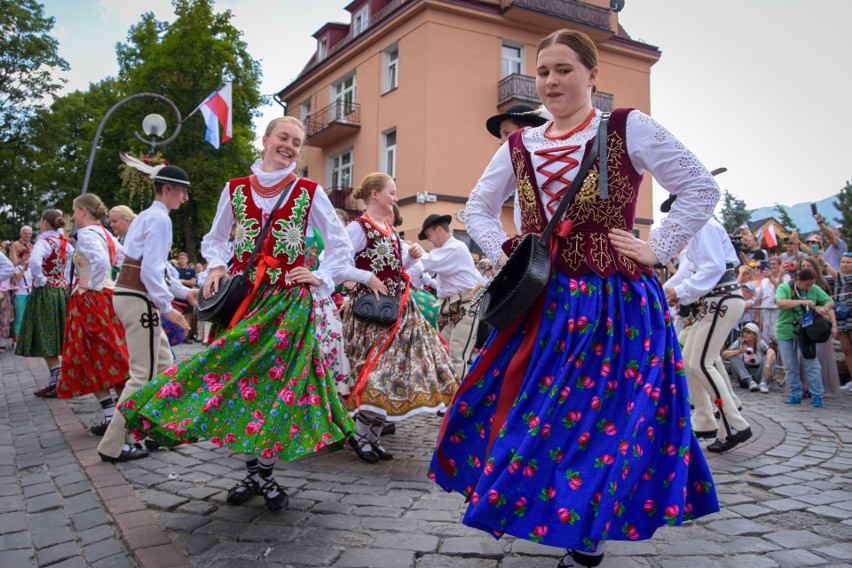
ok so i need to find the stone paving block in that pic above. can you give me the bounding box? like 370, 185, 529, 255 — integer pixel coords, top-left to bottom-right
137, 489, 190, 511
36, 541, 80, 566
90, 553, 136, 568
81, 538, 126, 564
311, 501, 356, 515
762, 498, 811, 512
156, 512, 212, 533
194, 520, 248, 538
728, 503, 774, 518
658, 539, 727, 555
0, 511, 28, 534
0, 494, 25, 512
440, 536, 506, 557
50, 557, 87, 568
2, 549, 34, 565
807, 505, 851, 520
340, 493, 413, 508
751, 464, 798, 477
175, 500, 218, 516
705, 518, 772, 536
371, 532, 440, 552
720, 554, 779, 568
418, 555, 498, 568
305, 513, 361, 531
70, 508, 112, 532
769, 484, 812, 497
209, 505, 264, 523
720, 536, 782, 554
175, 533, 219, 556
236, 524, 300, 544
26, 491, 63, 513
22, 481, 55, 498
404, 509, 460, 522
32, 525, 74, 549
76, 524, 117, 547
659, 556, 724, 568
0, 530, 31, 550
765, 529, 828, 548
767, 548, 830, 567
716, 492, 755, 506
333, 548, 416, 568
63, 492, 102, 515
265, 544, 343, 566
58, 481, 93, 498
817, 543, 852, 560
299, 528, 372, 549
133, 543, 190, 568
176, 486, 220, 501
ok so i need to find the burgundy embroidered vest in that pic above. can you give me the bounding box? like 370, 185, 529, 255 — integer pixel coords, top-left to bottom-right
42, 236, 70, 288
228, 176, 317, 286
504, 108, 653, 281
353, 217, 405, 298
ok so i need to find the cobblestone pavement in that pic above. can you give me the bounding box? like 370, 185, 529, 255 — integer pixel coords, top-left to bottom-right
4, 342, 852, 567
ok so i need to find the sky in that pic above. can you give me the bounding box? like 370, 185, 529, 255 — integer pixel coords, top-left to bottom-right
40, 0, 852, 214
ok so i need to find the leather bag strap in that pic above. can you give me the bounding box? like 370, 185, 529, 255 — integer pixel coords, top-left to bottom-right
241, 179, 297, 278
540, 112, 610, 243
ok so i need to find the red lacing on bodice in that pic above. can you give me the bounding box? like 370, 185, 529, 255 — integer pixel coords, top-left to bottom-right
533, 144, 580, 215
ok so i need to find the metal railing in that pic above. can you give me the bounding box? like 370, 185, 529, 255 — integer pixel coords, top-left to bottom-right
507, 0, 611, 30
326, 186, 362, 211
306, 100, 361, 138
592, 91, 613, 113
498, 73, 538, 106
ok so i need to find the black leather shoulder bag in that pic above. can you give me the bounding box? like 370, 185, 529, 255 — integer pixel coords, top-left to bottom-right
197, 179, 296, 328
477, 113, 610, 330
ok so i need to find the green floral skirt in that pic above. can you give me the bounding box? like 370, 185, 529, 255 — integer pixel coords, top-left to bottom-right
15, 286, 68, 358
119, 284, 355, 460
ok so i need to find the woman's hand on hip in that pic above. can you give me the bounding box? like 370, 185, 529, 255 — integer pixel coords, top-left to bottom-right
608, 229, 660, 267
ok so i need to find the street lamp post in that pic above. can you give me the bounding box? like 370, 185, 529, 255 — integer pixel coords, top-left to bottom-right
80, 92, 182, 196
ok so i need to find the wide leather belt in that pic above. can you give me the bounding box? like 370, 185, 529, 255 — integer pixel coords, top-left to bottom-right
115, 256, 147, 293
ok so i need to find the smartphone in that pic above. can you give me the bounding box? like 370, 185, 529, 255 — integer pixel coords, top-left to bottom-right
812, 245, 820, 253
759, 261, 769, 271
811, 203, 818, 215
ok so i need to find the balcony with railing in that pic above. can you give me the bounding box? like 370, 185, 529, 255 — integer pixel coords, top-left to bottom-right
498, 73, 613, 113
305, 100, 361, 147
503, 0, 612, 32
326, 186, 363, 213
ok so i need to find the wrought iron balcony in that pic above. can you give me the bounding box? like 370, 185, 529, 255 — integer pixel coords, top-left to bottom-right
305, 100, 361, 147
505, 0, 611, 32
592, 92, 613, 113
326, 186, 362, 212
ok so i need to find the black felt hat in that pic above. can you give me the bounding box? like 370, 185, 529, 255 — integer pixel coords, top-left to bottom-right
150, 165, 192, 188
485, 104, 549, 139
419, 214, 452, 240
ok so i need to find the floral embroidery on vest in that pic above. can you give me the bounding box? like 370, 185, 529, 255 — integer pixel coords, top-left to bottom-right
232, 187, 261, 260
353, 218, 404, 298
271, 188, 311, 264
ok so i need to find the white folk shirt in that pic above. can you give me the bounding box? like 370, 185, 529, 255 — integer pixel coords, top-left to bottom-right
121, 201, 177, 314
664, 218, 739, 306
418, 236, 485, 299
465, 109, 720, 268
73, 225, 125, 292
345, 222, 424, 285
0, 252, 12, 283
201, 160, 364, 297
29, 230, 73, 288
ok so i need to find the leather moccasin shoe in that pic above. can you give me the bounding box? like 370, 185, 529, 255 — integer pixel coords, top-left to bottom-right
706, 427, 753, 453
99, 445, 149, 463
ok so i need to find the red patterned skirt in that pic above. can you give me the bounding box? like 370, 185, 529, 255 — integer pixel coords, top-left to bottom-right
58, 289, 130, 398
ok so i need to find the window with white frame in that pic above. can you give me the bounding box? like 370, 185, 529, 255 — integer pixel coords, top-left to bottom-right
333, 74, 357, 122
501, 42, 523, 78
330, 149, 353, 189
381, 129, 397, 178
300, 99, 311, 127
318, 38, 328, 61
353, 5, 369, 36
383, 45, 399, 93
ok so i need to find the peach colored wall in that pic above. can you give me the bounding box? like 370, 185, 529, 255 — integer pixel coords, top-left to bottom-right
285, 0, 658, 243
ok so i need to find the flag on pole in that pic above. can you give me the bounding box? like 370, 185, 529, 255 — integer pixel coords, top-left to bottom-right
764, 223, 778, 248
199, 83, 232, 149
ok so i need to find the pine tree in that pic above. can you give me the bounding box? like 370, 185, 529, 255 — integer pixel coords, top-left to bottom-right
774, 204, 798, 232
833, 180, 852, 242
719, 190, 750, 234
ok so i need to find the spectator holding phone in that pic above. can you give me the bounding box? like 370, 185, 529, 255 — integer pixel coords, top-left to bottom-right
780, 236, 806, 265
811, 212, 847, 271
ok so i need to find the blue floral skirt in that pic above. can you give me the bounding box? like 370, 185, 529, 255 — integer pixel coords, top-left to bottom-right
429, 270, 719, 551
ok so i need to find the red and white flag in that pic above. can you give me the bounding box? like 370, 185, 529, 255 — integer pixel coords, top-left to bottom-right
199, 83, 232, 149
764, 223, 778, 248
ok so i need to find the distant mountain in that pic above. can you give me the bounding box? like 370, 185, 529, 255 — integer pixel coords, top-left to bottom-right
750, 195, 840, 234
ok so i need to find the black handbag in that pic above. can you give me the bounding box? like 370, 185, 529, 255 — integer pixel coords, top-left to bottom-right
478, 113, 610, 330
197, 179, 296, 328
803, 310, 832, 344
353, 293, 399, 326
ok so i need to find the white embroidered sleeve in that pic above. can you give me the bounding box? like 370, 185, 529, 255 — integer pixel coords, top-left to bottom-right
466, 143, 517, 263
29, 240, 48, 287
0, 253, 12, 283
343, 222, 375, 286
141, 214, 175, 314
310, 187, 370, 294
626, 111, 720, 265
201, 184, 236, 271
77, 229, 109, 290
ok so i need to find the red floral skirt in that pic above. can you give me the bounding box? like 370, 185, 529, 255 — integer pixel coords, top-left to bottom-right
58, 290, 130, 398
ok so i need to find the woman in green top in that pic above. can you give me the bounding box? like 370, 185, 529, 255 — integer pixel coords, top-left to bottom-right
774, 267, 835, 408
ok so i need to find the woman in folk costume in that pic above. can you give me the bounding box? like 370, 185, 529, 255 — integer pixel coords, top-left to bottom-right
343, 173, 459, 464
119, 117, 369, 511
57, 194, 129, 436
17, 209, 73, 398
429, 30, 720, 567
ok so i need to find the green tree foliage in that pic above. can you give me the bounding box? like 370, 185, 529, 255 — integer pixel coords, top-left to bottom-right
114, 0, 264, 255
23, 0, 263, 257
719, 190, 750, 235
0, 0, 69, 236
833, 180, 852, 242
774, 204, 798, 232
